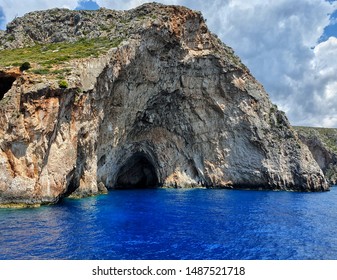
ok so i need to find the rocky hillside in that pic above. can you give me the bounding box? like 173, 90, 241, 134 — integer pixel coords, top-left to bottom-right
295, 127, 337, 185
0, 6, 161, 49
0, 3, 328, 207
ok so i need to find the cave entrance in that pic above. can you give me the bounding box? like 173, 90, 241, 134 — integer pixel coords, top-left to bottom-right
115, 152, 159, 189
0, 72, 17, 100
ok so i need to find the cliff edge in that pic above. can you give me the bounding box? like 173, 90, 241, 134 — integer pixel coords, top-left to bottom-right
295, 127, 337, 185
0, 3, 328, 207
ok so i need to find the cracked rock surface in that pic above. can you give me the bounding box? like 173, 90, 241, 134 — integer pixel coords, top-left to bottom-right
0, 3, 329, 207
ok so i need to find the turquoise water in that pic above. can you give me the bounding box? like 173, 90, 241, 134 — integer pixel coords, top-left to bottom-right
1, 187, 337, 260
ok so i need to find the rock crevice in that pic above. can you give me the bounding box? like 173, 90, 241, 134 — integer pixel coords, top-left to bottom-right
115, 152, 159, 189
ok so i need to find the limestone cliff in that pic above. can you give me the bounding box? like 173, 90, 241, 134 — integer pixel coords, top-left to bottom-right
295, 127, 337, 185
0, 3, 328, 207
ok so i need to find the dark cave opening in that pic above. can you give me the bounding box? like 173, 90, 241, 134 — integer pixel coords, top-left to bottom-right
0, 73, 16, 100
115, 153, 159, 189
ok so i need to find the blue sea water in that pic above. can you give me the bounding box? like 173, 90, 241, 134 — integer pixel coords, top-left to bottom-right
1, 187, 337, 260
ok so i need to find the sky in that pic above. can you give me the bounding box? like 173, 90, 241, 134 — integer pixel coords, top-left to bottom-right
0, 1, 337, 128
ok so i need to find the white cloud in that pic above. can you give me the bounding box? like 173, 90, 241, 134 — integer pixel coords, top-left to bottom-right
0, 0, 78, 29
292, 36, 337, 127
0, 0, 337, 127
184, 0, 337, 127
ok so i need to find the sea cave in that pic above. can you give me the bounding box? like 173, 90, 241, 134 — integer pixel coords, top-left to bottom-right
115, 152, 159, 189
0, 72, 16, 100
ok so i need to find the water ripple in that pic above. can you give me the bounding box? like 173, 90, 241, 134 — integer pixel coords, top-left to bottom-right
1, 187, 337, 259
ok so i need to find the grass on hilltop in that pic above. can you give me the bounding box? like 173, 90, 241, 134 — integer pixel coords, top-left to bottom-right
295, 126, 337, 154
0, 37, 123, 70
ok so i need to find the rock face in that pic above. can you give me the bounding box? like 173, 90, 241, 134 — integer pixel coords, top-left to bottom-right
0, 4, 329, 206
295, 127, 337, 185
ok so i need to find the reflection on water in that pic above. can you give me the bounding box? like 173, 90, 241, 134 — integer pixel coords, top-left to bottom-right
1, 187, 337, 259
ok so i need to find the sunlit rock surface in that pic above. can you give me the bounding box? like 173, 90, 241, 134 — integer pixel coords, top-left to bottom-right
0, 3, 328, 207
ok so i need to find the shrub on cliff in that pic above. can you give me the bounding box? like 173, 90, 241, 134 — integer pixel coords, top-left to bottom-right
19, 62, 31, 72
58, 80, 68, 88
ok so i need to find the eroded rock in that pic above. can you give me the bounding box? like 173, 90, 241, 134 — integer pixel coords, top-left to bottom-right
0, 3, 329, 207
295, 127, 337, 185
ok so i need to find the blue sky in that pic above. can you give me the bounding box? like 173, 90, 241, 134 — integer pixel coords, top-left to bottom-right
76, 0, 99, 10
1, 0, 337, 127
319, 9, 337, 41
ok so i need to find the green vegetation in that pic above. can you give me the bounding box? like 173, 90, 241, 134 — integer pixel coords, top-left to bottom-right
135, 13, 157, 21
270, 104, 278, 113
19, 62, 31, 72
0, 96, 10, 106
99, 24, 115, 32
31, 68, 50, 75
8, 35, 15, 42
0, 37, 124, 70
51, 68, 70, 75
223, 45, 244, 68
58, 80, 68, 89
295, 126, 337, 154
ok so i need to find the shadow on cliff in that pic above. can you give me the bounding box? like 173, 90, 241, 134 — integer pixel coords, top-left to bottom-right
0, 71, 17, 100
114, 152, 159, 189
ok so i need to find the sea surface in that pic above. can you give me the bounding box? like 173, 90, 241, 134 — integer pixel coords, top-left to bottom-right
1, 187, 337, 260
